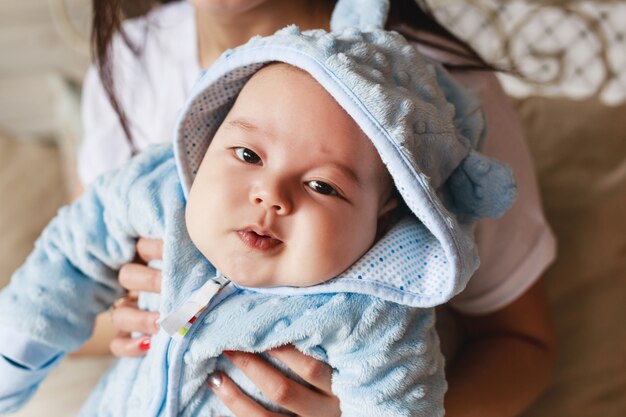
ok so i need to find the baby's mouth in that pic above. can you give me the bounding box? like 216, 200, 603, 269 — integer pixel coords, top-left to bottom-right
237, 229, 283, 251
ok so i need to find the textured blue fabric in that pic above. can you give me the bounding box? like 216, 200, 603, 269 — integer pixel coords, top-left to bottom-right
0, 326, 63, 414
0, 353, 63, 414
0, 325, 63, 412
0, 326, 61, 369
0, 146, 446, 416
331, 0, 390, 31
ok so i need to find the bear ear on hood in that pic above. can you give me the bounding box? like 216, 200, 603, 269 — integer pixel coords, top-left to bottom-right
446, 150, 518, 221
430, 64, 518, 221
331, 0, 390, 31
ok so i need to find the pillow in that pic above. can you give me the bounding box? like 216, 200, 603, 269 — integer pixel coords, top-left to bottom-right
514, 96, 626, 211
513, 96, 626, 417
0, 133, 66, 289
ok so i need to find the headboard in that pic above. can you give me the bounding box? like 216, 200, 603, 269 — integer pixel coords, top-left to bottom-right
424, 0, 626, 104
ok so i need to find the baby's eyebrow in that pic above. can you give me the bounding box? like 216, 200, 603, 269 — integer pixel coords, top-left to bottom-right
226, 118, 260, 133
325, 162, 362, 188
225, 118, 278, 142
317, 146, 360, 186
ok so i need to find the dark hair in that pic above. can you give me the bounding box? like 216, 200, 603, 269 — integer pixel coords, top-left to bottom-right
91, 0, 493, 148
91, 0, 179, 153
388, 0, 493, 71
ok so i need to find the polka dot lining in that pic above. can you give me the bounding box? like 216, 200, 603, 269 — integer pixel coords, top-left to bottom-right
179, 64, 265, 180
340, 217, 450, 300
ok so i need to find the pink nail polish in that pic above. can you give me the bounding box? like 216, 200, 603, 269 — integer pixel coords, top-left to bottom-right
138, 338, 151, 351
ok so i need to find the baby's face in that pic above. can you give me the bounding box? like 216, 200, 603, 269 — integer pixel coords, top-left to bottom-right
186, 64, 396, 287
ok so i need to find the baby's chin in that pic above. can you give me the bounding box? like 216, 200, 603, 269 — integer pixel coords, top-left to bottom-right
209, 251, 348, 288
214, 262, 277, 287
223, 271, 302, 288
220, 265, 335, 289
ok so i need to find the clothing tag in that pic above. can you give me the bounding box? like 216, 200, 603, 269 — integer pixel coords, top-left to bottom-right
159, 274, 230, 340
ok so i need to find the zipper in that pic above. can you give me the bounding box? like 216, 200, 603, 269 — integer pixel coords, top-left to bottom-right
155, 278, 239, 417
150, 337, 172, 417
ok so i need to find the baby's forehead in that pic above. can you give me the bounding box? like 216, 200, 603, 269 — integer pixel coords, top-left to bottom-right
225, 63, 393, 190
238, 63, 323, 102
234, 64, 369, 147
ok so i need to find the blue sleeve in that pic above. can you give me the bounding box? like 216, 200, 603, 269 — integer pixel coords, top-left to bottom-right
0, 326, 63, 413
0, 145, 178, 413
0, 172, 135, 352
320, 297, 446, 417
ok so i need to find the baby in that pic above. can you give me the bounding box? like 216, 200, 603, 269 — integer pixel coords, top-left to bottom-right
0, 24, 516, 417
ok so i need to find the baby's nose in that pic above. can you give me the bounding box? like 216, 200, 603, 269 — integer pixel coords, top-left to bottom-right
250, 183, 292, 215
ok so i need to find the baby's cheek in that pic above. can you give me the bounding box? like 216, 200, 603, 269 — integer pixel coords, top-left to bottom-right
340, 211, 379, 258
186, 193, 221, 262
319, 218, 369, 273
185, 196, 203, 247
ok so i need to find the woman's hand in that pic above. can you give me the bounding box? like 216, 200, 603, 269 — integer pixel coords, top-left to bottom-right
109, 238, 163, 357
208, 346, 340, 417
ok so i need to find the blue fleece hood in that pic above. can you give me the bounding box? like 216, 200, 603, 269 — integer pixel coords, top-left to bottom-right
172, 0, 517, 307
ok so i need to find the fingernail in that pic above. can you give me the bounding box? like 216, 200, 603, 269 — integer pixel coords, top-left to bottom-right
207, 371, 223, 389
223, 350, 234, 358
138, 338, 151, 351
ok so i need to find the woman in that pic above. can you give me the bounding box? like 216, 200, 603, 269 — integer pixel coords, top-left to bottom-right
79, 1, 557, 416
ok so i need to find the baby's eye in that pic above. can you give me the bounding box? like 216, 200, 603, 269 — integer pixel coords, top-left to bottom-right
307, 180, 339, 196
234, 147, 261, 164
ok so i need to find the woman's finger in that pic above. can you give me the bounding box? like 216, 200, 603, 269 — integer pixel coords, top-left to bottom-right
111, 305, 160, 334
267, 346, 333, 394
119, 263, 162, 293
223, 351, 340, 417
136, 237, 164, 264
207, 371, 285, 417
111, 294, 138, 310
109, 333, 152, 357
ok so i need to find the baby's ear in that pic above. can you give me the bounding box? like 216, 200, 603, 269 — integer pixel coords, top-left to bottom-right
378, 196, 398, 218
375, 196, 399, 241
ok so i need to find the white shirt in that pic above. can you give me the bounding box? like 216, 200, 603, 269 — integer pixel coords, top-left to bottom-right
78, 1, 200, 184
78, 1, 556, 315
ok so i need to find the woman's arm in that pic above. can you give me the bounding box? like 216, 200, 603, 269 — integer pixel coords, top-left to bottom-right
444, 279, 556, 417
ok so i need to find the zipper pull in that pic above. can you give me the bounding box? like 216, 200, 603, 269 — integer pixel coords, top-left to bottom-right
159, 274, 230, 339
